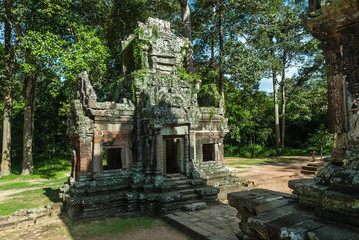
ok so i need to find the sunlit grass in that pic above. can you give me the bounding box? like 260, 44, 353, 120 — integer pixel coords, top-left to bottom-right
0, 186, 61, 216
225, 157, 293, 167
0, 152, 70, 216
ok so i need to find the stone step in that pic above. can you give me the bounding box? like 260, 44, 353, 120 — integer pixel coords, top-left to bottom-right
173, 179, 190, 185
181, 202, 207, 211
166, 173, 183, 177
200, 173, 232, 180
307, 163, 319, 167
179, 188, 196, 195
301, 170, 317, 175
180, 198, 208, 206
199, 167, 230, 173
182, 193, 198, 201
164, 175, 185, 181
302, 166, 318, 171
177, 184, 193, 191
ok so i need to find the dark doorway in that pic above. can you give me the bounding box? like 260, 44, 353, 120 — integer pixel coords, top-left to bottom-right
203, 144, 215, 162
166, 139, 179, 173
103, 148, 122, 170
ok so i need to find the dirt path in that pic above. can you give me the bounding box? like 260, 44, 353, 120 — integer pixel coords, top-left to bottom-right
0, 187, 42, 203
226, 156, 326, 194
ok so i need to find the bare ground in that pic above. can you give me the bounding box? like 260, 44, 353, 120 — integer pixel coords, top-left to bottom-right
229, 156, 319, 193
218, 156, 327, 202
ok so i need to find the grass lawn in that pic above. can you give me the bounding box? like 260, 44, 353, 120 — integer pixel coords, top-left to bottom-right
0, 152, 71, 216
224, 156, 297, 168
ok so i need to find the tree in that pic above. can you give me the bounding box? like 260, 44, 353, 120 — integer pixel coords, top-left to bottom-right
1, 0, 13, 176
224, 39, 268, 157
217, 0, 225, 109
308, 124, 333, 159
242, 0, 311, 155
179, 0, 194, 74
7, 0, 110, 174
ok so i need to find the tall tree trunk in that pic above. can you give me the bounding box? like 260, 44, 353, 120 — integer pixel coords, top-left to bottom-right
22, 50, 37, 175
249, 112, 254, 158
271, 45, 281, 155
179, 0, 194, 74
211, 29, 215, 68
280, 66, 286, 150
1, 0, 13, 177
273, 69, 281, 155
218, 0, 225, 110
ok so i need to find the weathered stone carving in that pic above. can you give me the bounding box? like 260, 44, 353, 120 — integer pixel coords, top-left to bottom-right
75, 71, 97, 109
289, 0, 359, 228
61, 18, 230, 221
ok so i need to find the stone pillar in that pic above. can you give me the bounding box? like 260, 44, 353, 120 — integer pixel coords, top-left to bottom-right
184, 134, 190, 175
71, 134, 94, 179
71, 150, 77, 178
195, 79, 201, 90
92, 141, 102, 173
135, 89, 143, 163
155, 129, 163, 175
189, 130, 196, 162
289, 0, 359, 227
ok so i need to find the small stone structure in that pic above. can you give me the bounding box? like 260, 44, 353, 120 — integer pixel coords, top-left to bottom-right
290, 0, 359, 227
61, 18, 231, 221
228, 1, 359, 239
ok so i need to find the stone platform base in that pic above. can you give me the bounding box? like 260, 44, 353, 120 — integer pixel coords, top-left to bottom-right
228, 189, 359, 240
163, 203, 239, 240
289, 178, 359, 227
195, 162, 247, 189
60, 167, 220, 221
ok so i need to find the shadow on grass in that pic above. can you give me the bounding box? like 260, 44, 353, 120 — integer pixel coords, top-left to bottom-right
35, 161, 71, 178
6, 152, 71, 179
43, 187, 62, 203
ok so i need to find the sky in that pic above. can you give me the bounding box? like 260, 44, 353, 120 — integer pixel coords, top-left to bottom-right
259, 67, 298, 93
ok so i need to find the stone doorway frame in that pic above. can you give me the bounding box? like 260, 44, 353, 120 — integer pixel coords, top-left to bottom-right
156, 125, 190, 176
163, 136, 185, 175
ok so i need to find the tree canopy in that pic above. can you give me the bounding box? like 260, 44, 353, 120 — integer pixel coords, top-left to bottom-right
0, 0, 330, 175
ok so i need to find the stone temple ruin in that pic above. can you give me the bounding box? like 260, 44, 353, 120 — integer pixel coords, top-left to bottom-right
228, 1, 359, 239
60, 18, 241, 221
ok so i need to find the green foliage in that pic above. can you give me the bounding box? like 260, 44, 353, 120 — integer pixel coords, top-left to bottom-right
308, 124, 334, 153
285, 77, 328, 147
224, 144, 325, 158
198, 84, 222, 107
224, 144, 277, 158
225, 82, 273, 148
0, 0, 329, 172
